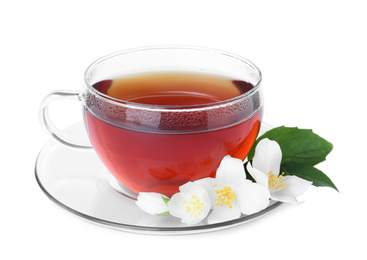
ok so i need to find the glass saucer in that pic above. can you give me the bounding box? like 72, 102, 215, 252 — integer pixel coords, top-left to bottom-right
35, 122, 282, 235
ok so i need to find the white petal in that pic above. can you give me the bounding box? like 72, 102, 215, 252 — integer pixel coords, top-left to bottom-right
167, 193, 186, 218
270, 194, 298, 204
135, 192, 169, 215
193, 177, 218, 208
246, 163, 269, 189
253, 138, 282, 176
216, 155, 246, 189
271, 175, 312, 203
179, 181, 204, 194
167, 182, 211, 225
207, 204, 241, 224
236, 180, 270, 215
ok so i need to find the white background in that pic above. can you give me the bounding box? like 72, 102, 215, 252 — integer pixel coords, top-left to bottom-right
1, 0, 366, 259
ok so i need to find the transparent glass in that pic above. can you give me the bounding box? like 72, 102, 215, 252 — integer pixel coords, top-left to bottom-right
39, 46, 263, 197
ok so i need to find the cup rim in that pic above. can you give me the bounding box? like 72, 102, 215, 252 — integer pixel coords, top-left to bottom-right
83, 45, 262, 111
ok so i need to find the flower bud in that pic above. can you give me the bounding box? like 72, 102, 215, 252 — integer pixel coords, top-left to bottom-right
136, 192, 170, 215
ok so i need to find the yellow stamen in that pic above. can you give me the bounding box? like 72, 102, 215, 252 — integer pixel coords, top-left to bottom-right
268, 172, 287, 192
215, 186, 236, 209
186, 194, 205, 217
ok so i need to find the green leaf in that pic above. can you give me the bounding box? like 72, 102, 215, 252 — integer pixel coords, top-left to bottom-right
243, 161, 256, 182
156, 196, 170, 216
156, 211, 170, 216
248, 126, 333, 166
161, 195, 170, 205
281, 161, 339, 192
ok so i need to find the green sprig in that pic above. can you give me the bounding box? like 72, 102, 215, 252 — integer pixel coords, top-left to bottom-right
248, 126, 338, 191
155, 195, 171, 216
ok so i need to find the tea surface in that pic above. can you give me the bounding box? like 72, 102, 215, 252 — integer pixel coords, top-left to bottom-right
92, 72, 254, 106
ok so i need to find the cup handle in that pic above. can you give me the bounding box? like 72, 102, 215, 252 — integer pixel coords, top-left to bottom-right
39, 90, 93, 149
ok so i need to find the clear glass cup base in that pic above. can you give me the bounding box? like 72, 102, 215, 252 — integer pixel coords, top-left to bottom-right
108, 175, 138, 200
35, 122, 282, 235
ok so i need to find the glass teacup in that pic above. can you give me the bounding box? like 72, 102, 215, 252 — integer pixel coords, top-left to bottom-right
39, 46, 263, 197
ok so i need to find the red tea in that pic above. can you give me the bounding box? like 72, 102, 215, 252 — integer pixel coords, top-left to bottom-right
84, 72, 262, 196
